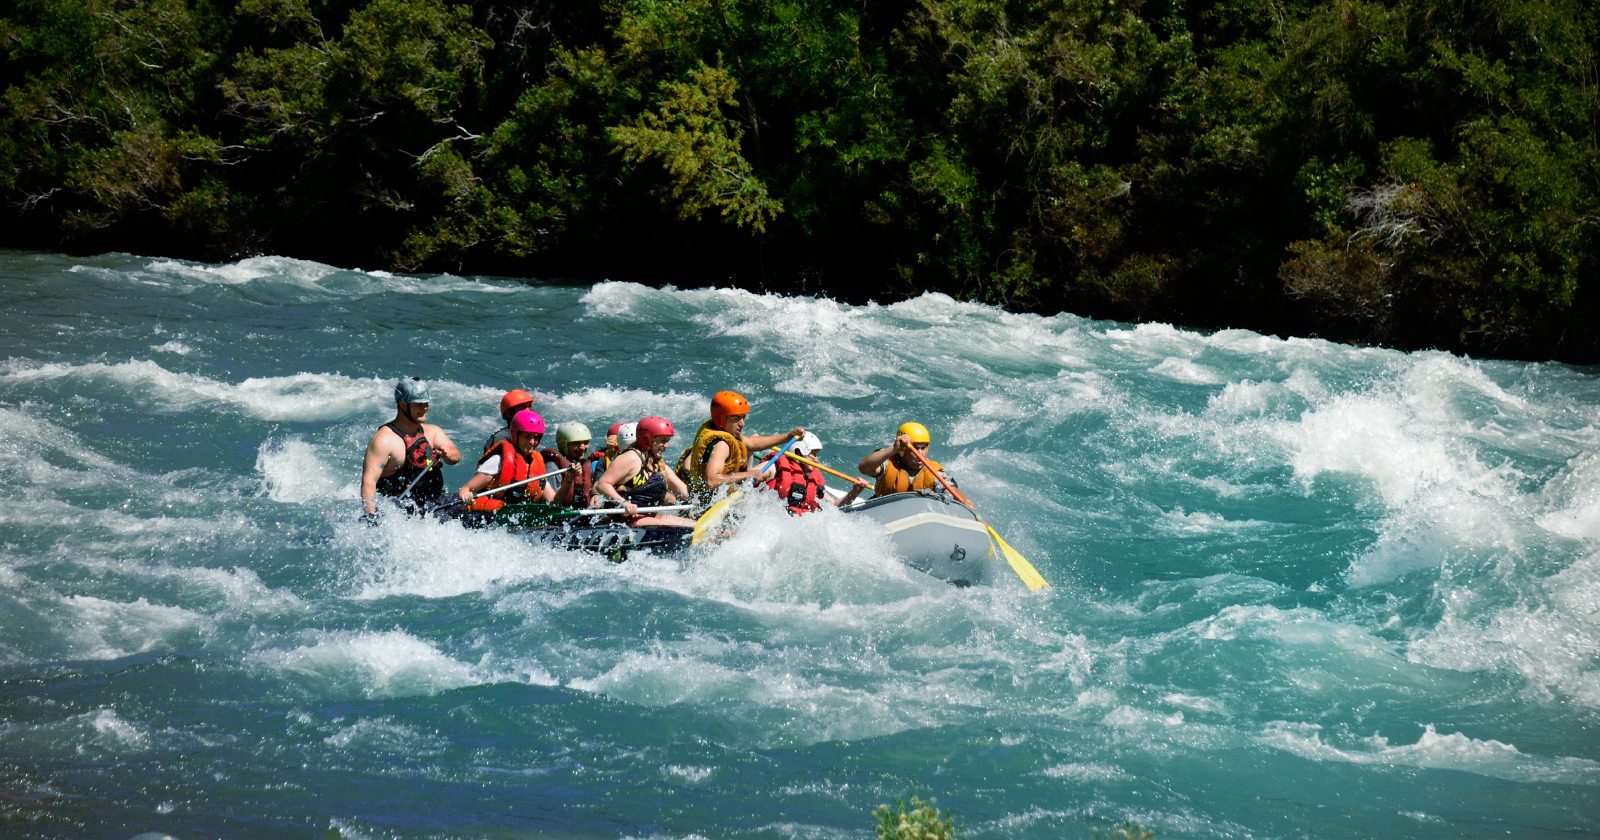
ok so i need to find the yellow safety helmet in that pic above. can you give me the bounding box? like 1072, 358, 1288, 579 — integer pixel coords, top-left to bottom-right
897, 422, 931, 444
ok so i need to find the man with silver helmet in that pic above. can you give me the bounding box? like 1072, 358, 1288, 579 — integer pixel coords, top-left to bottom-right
360, 376, 462, 517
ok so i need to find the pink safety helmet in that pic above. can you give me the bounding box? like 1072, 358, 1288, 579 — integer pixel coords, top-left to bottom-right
510, 409, 546, 435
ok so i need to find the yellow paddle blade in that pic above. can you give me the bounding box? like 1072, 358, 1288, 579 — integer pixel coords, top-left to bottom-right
691, 490, 740, 546
988, 525, 1049, 591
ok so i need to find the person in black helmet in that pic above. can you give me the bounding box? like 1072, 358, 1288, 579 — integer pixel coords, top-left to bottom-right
360, 376, 462, 517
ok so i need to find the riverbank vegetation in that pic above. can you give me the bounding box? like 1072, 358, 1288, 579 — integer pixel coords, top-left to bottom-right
3, 0, 1597, 360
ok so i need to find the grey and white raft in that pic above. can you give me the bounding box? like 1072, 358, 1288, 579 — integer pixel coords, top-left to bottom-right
842, 491, 1001, 587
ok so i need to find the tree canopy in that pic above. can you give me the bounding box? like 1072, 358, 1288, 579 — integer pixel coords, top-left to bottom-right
4, 0, 1597, 360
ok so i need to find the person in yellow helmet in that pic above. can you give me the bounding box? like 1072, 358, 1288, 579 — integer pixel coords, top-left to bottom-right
677, 390, 804, 497
857, 421, 950, 497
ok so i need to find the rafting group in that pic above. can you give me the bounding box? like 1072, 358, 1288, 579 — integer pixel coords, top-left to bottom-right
357, 377, 1047, 589
360, 377, 951, 521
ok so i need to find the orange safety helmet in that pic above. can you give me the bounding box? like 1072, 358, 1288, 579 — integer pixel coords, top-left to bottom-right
499, 389, 535, 419
710, 390, 750, 428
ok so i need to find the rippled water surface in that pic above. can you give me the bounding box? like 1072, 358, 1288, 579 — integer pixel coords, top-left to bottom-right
1, 250, 1598, 838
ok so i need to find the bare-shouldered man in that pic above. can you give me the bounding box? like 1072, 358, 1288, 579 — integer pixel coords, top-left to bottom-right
360, 376, 462, 516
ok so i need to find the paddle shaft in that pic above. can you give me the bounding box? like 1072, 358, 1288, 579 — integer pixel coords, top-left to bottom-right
472, 465, 570, 499
904, 444, 973, 508
402, 453, 443, 498
752, 435, 801, 475
577, 503, 691, 515
906, 444, 1049, 590
783, 452, 867, 487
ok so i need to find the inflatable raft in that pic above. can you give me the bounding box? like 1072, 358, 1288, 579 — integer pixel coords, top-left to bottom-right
842, 491, 1001, 587
442, 501, 695, 561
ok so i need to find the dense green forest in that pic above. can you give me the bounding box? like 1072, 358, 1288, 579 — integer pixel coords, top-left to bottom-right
3, 0, 1597, 360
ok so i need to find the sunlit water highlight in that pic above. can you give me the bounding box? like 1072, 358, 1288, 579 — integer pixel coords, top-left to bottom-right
1, 250, 1598, 838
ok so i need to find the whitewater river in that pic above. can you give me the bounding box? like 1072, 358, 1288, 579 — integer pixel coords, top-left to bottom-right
1, 250, 1597, 838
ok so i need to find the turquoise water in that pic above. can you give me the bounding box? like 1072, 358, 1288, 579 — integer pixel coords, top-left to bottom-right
1, 250, 1598, 838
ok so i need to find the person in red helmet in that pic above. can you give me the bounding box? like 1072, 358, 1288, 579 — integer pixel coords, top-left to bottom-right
482, 388, 535, 456
458, 409, 559, 512
676, 390, 803, 498
597, 416, 697, 527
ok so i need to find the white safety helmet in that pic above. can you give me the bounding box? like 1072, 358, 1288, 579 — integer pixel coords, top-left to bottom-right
616, 421, 638, 449
793, 431, 822, 456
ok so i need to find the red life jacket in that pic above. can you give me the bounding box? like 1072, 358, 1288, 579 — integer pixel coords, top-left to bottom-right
468, 440, 548, 513
767, 457, 823, 514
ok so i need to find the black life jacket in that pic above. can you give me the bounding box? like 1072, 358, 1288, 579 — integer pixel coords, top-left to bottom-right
620, 451, 670, 507
375, 421, 442, 505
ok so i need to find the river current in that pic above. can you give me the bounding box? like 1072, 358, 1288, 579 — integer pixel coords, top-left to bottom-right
1, 250, 1597, 838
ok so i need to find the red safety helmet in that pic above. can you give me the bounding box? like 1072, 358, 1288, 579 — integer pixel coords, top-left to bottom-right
607, 421, 624, 436
499, 389, 535, 419
710, 390, 749, 428
636, 416, 675, 450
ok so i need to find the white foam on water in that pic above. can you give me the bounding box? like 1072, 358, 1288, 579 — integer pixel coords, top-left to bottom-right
139, 255, 527, 297
60, 595, 211, 660
256, 437, 343, 503
1407, 548, 1600, 707
346, 513, 592, 600
248, 629, 482, 698
1258, 721, 1600, 785
534, 385, 706, 430
0, 360, 391, 421
1537, 449, 1600, 541
567, 641, 921, 745
1157, 507, 1269, 535
662, 764, 715, 783
1150, 357, 1223, 385
668, 492, 936, 607
1042, 762, 1131, 782
71, 557, 306, 618
323, 717, 449, 755
150, 340, 195, 356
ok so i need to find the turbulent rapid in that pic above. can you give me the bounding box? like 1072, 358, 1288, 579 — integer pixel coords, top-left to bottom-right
1, 250, 1597, 838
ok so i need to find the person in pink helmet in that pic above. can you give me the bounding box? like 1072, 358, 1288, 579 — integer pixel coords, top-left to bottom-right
596, 416, 696, 527
456, 409, 559, 512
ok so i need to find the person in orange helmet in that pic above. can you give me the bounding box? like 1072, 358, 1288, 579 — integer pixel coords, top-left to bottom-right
676, 390, 803, 498
482, 388, 535, 456
857, 421, 951, 498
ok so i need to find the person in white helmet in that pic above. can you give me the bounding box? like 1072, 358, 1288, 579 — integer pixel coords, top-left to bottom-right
766, 432, 867, 514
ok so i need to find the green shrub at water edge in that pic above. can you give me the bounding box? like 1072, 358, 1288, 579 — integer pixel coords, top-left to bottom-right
873, 796, 958, 840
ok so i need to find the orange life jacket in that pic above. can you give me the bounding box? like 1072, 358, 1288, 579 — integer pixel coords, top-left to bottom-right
873, 454, 943, 496
677, 420, 749, 495
468, 440, 548, 513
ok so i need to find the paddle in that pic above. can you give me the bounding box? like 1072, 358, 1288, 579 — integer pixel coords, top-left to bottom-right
783, 452, 867, 486
469, 465, 571, 500
752, 434, 802, 475
691, 490, 739, 546
904, 445, 1050, 591
578, 503, 691, 516
402, 451, 446, 499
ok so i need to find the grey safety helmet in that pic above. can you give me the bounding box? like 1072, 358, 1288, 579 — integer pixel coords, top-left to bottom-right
394, 376, 431, 405
557, 422, 592, 448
